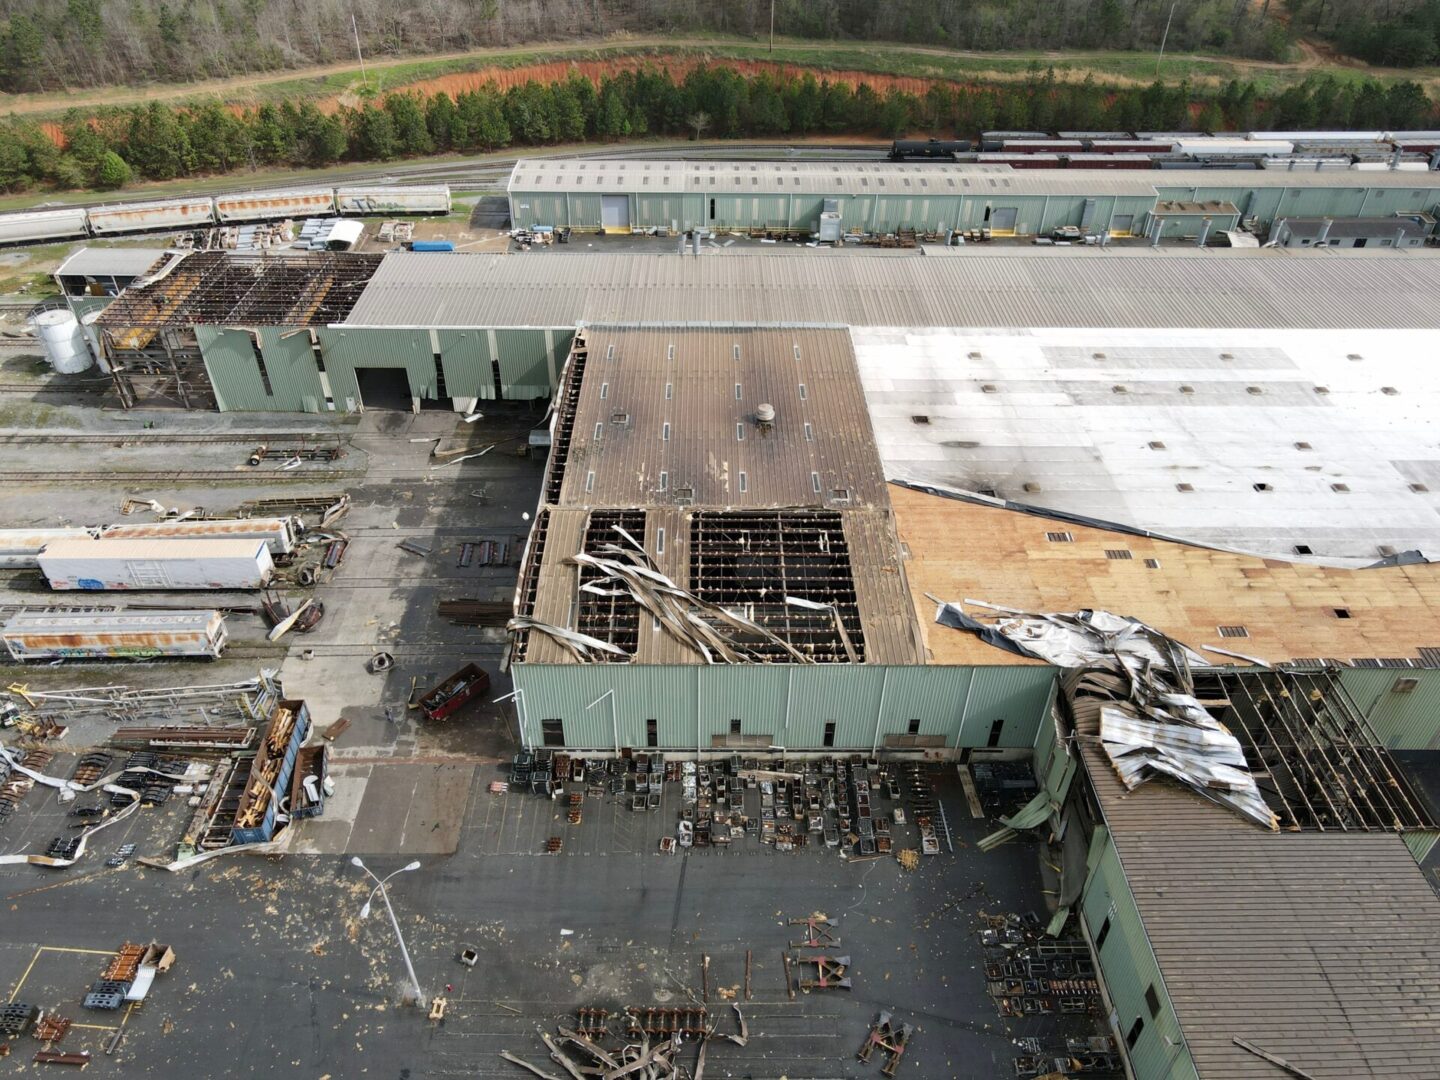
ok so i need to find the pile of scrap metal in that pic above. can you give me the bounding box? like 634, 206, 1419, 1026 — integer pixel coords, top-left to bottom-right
511, 530, 816, 664
935, 600, 1276, 831
501, 1004, 748, 1080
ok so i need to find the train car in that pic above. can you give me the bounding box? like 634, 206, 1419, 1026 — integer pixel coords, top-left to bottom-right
1391, 131, 1440, 154
975, 153, 1065, 169
1155, 159, 1259, 170
38, 538, 274, 591
214, 189, 336, 224
0, 527, 95, 569
0, 208, 90, 246
980, 131, 1051, 151
888, 139, 972, 161
1057, 131, 1133, 140
334, 185, 452, 214
98, 517, 303, 556
1261, 157, 1353, 171
1177, 138, 1294, 157
1065, 153, 1156, 170
1248, 130, 1385, 143
999, 139, 1083, 154
2, 609, 228, 662
87, 197, 216, 236
1088, 139, 1177, 154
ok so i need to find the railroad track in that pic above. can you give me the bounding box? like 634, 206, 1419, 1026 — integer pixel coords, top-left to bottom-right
0, 381, 111, 394
0, 430, 350, 445
0, 469, 363, 484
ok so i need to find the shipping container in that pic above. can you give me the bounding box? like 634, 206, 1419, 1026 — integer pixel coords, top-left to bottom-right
1088, 139, 1177, 153
86, 197, 216, 236
38, 538, 274, 591
974, 153, 1065, 169
334, 185, 452, 215
288, 743, 328, 819
98, 517, 302, 555
2, 609, 227, 662
0, 207, 90, 246
214, 190, 336, 223
232, 698, 309, 845
410, 240, 455, 251
1178, 139, 1294, 157
0, 527, 95, 568
419, 662, 491, 720
1065, 153, 1156, 170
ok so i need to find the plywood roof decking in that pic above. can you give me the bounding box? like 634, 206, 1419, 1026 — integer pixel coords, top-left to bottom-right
341, 249, 1440, 331
890, 485, 1440, 667
1080, 738, 1440, 1079
558, 327, 886, 510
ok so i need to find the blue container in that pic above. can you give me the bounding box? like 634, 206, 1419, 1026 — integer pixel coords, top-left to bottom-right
410, 240, 455, 252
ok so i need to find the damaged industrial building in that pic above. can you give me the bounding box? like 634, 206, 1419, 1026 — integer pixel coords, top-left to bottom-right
9, 154, 1440, 1080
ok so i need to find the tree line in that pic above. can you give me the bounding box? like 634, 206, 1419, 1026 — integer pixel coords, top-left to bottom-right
1290, 0, 1440, 68
0, 65, 1435, 195
0, 0, 1298, 94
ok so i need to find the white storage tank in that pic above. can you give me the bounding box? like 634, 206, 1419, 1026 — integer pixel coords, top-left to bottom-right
38, 537, 275, 591
30, 309, 93, 373
79, 310, 109, 373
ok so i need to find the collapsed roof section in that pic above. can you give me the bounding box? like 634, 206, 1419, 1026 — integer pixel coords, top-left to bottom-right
96, 250, 383, 351
510, 326, 924, 666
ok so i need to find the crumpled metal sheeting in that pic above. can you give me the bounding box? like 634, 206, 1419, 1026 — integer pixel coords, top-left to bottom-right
569, 550, 814, 666
937, 600, 1278, 830
506, 616, 629, 661
934, 600, 1208, 671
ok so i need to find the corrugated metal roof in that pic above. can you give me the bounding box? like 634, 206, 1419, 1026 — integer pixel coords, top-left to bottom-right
54, 247, 168, 279
561, 327, 886, 510
508, 159, 1440, 197
1081, 738, 1440, 1079
342, 250, 1440, 331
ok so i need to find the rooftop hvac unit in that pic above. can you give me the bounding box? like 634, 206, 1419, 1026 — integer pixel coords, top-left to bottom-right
818, 212, 842, 244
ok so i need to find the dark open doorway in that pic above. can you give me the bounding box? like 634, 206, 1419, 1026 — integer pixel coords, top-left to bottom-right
355, 367, 412, 410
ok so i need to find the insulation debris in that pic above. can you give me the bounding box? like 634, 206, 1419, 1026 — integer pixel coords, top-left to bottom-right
935, 600, 1277, 830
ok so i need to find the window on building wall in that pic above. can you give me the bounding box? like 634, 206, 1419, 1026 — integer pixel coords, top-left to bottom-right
823, 722, 836, 748
1095, 915, 1112, 950
1126, 1017, 1145, 1050
730, 718, 742, 735
987, 718, 1005, 747
646, 719, 658, 747
541, 718, 565, 747
1145, 985, 1161, 1019
907, 718, 921, 736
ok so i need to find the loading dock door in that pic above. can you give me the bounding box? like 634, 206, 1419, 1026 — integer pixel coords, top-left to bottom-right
355, 367, 413, 411
1110, 214, 1134, 237
601, 195, 631, 233
990, 207, 1018, 235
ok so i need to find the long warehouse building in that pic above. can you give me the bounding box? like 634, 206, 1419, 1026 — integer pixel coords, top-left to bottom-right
506, 160, 1440, 236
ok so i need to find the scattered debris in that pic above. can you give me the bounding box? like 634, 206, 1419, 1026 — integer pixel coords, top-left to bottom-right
366, 652, 394, 674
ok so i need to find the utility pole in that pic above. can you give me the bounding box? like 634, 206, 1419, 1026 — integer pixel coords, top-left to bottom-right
352, 14, 368, 91
1155, 1, 1179, 78
770, 0, 775, 54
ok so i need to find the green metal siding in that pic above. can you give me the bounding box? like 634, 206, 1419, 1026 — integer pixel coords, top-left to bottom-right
436, 329, 494, 401
1155, 182, 1440, 228
199, 324, 324, 412
633, 194, 691, 231
1339, 668, 1440, 749
493, 328, 554, 399
510, 663, 1055, 752
1155, 211, 1240, 239
1082, 829, 1200, 1080
1403, 829, 1440, 863
317, 328, 435, 409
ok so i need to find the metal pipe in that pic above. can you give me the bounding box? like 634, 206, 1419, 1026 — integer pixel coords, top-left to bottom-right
1196, 217, 1212, 248
871, 667, 890, 757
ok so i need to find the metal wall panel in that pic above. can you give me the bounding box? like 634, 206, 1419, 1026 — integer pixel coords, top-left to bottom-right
317, 328, 435, 408
1082, 829, 1201, 1080
199, 325, 324, 411
494, 329, 554, 399
1404, 829, 1440, 863
511, 663, 1055, 751
436, 329, 494, 401
1339, 668, 1440, 749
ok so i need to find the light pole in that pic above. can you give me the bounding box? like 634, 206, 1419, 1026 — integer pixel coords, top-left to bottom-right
586, 688, 619, 756
351, 857, 424, 1005
1155, 1, 1179, 78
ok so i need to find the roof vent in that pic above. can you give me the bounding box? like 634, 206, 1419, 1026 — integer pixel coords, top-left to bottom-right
755, 403, 776, 429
